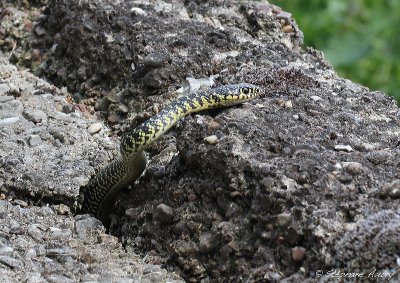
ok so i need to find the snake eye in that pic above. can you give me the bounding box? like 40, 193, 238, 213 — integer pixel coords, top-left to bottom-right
240, 87, 250, 95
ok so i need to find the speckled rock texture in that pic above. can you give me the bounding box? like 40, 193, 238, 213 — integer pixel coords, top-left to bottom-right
1, 0, 400, 282
0, 56, 183, 282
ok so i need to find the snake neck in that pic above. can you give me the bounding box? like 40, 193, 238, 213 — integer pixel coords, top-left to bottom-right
120, 92, 230, 160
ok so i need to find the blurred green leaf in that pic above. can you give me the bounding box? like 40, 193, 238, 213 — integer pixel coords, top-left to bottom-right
268, 0, 400, 102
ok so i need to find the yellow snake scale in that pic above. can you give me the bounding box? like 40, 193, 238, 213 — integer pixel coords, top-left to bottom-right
77, 83, 261, 224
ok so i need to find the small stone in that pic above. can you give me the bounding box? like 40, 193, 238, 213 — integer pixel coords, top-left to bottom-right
94, 97, 112, 111
0, 256, 22, 269
292, 246, 306, 262
13, 199, 28, 207
143, 53, 168, 68
98, 233, 119, 247
276, 213, 291, 227
118, 103, 129, 113
28, 135, 42, 147
284, 100, 293, 108
62, 104, 74, 114
23, 110, 47, 124
154, 204, 174, 224
0, 84, 11, 95
293, 114, 299, 120
143, 71, 163, 88
131, 7, 147, 16
0, 247, 13, 256
342, 162, 363, 175
7, 100, 23, 113
276, 11, 292, 23
334, 144, 353, 152
381, 180, 400, 199
199, 233, 218, 254
310, 95, 322, 101
35, 26, 47, 36
365, 150, 392, 165
9, 226, 25, 235
207, 121, 220, 131
0, 117, 19, 126
108, 114, 121, 123
28, 224, 44, 241
55, 204, 70, 215
88, 122, 103, 134
282, 25, 293, 33
204, 135, 218, 144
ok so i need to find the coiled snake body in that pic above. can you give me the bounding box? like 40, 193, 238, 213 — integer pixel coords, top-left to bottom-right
77, 83, 261, 225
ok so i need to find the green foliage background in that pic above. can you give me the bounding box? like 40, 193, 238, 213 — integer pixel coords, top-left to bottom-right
269, 0, 400, 102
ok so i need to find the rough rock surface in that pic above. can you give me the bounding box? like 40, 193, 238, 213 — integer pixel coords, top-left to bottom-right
1, 0, 400, 282
0, 56, 183, 282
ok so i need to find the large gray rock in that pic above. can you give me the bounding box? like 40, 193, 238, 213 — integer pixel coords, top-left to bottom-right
1, 0, 399, 282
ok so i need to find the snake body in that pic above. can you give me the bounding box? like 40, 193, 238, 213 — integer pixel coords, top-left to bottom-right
77, 83, 261, 225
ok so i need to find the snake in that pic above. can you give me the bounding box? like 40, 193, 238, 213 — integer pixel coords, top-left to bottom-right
76, 83, 262, 225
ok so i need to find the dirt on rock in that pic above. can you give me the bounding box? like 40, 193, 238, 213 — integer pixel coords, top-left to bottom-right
1, 0, 399, 282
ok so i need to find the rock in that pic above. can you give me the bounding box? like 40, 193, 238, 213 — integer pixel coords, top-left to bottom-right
154, 204, 174, 225
143, 53, 169, 69
1, 0, 400, 282
0, 84, 11, 95
88, 122, 103, 134
28, 134, 41, 147
291, 246, 306, 262
22, 109, 47, 124
94, 97, 111, 111
380, 180, 400, 199
276, 213, 292, 227
118, 103, 129, 113
54, 204, 71, 215
334, 144, 354, 152
0, 256, 22, 269
0, 117, 19, 126
342, 161, 364, 175
130, 7, 147, 16
204, 134, 218, 144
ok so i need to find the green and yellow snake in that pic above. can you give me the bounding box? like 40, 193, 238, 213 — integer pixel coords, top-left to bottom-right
76, 83, 261, 225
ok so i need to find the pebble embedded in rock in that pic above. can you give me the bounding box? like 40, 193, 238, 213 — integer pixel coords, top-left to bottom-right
0, 84, 11, 95
291, 246, 306, 262
55, 204, 71, 215
108, 114, 122, 123
284, 100, 293, 108
199, 233, 218, 253
28, 135, 42, 147
0, 117, 19, 126
13, 199, 28, 207
0, 247, 13, 256
342, 162, 363, 175
143, 53, 168, 68
23, 109, 47, 124
154, 204, 174, 224
276, 213, 292, 227
204, 135, 218, 144
88, 122, 103, 134
7, 100, 24, 113
0, 256, 22, 269
118, 103, 129, 113
381, 180, 400, 199
334, 144, 353, 152
143, 71, 163, 88
94, 97, 112, 111
131, 7, 147, 16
